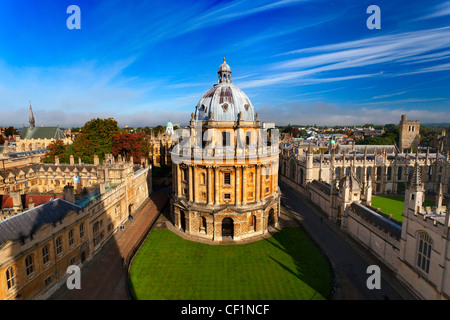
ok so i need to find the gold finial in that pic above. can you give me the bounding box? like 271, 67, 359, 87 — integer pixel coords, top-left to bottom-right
223, 57, 226, 62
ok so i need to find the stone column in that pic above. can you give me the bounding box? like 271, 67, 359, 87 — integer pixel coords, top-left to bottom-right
188, 165, 193, 202
193, 166, 197, 203
176, 165, 181, 197
260, 165, 265, 200
207, 166, 213, 205
242, 166, 247, 205
214, 167, 219, 205
256, 165, 261, 202
235, 166, 241, 205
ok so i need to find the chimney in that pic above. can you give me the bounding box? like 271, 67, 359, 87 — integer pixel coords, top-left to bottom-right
28, 198, 35, 209
69, 155, 74, 165
63, 185, 75, 203
11, 191, 22, 210
78, 157, 82, 165
55, 155, 59, 165
94, 155, 99, 166
100, 183, 106, 194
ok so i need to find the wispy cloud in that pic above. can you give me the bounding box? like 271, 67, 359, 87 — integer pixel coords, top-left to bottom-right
237, 26, 450, 88
417, 1, 450, 20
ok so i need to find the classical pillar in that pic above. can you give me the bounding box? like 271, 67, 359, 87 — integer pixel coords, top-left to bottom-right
214, 167, 219, 205
188, 165, 193, 202
193, 166, 197, 202
235, 166, 241, 205
256, 165, 261, 202
242, 166, 247, 205
176, 165, 181, 197
207, 166, 213, 205
260, 165, 265, 200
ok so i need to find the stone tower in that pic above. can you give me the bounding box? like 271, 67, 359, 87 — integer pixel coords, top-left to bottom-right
399, 114, 420, 152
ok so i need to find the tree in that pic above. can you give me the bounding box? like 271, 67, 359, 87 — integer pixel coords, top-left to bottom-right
4, 126, 18, 137
0, 135, 5, 145
42, 140, 71, 163
153, 125, 165, 137
111, 132, 148, 164
71, 118, 120, 163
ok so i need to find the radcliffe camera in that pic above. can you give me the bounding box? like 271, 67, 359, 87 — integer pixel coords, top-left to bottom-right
0, 0, 449, 312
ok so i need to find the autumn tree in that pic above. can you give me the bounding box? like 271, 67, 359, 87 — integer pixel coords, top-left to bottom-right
111, 132, 149, 164
42, 140, 71, 163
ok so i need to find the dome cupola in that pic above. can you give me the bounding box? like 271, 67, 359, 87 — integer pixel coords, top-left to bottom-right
194, 59, 256, 122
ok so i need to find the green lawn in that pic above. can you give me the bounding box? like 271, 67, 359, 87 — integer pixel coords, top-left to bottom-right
129, 227, 331, 300
371, 196, 444, 222
371, 196, 405, 222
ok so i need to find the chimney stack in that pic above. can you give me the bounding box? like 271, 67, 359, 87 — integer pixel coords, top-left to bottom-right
11, 191, 23, 211
63, 185, 75, 203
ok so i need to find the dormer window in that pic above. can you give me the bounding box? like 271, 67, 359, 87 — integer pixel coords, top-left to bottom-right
222, 103, 228, 111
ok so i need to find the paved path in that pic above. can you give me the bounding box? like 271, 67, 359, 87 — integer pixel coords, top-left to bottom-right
280, 181, 416, 300
49, 191, 169, 300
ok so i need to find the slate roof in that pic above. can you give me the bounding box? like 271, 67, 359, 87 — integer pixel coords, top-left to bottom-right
351, 202, 402, 239
20, 126, 66, 140
309, 180, 331, 195
0, 198, 81, 244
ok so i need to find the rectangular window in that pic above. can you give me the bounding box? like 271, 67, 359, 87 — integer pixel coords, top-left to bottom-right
224, 172, 231, 185
42, 245, 50, 265
56, 237, 63, 255
80, 223, 85, 239
68, 229, 74, 247
45, 276, 52, 287
224, 193, 231, 200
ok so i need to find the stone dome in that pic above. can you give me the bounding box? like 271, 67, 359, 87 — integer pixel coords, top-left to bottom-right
194, 59, 256, 122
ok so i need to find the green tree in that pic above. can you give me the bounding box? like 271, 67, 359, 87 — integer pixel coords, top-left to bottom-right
42, 140, 71, 163
4, 126, 18, 137
71, 118, 120, 163
153, 125, 165, 137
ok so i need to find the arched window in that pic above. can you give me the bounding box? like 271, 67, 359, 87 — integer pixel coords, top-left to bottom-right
335, 167, 341, 178
199, 216, 207, 234
80, 222, 85, 239
25, 255, 34, 276
249, 214, 256, 232
200, 173, 206, 185
397, 166, 403, 181
42, 244, 50, 265
68, 229, 74, 247
56, 236, 63, 255
417, 232, 432, 274
248, 171, 254, 183
6, 267, 16, 290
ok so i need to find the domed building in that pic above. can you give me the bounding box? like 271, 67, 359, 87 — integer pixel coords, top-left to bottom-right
170, 59, 281, 242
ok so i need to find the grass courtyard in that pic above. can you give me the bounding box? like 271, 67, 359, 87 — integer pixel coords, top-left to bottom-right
129, 227, 332, 300
371, 196, 405, 222
371, 196, 444, 222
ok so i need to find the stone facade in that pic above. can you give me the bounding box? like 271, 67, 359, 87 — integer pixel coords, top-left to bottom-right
399, 114, 420, 152
170, 59, 281, 242
0, 157, 151, 300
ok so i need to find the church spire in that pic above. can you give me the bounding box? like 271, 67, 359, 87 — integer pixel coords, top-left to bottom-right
29, 101, 35, 131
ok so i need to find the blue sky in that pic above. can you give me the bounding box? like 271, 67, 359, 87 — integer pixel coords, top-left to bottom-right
0, 0, 449, 128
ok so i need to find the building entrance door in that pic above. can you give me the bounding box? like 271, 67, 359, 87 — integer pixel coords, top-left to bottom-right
222, 217, 234, 238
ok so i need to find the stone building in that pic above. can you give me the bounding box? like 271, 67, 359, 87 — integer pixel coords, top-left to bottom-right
280, 145, 449, 299
170, 59, 280, 242
149, 130, 174, 167
399, 114, 420, 152
0, 155, 151, 300
14, 104, 72, 153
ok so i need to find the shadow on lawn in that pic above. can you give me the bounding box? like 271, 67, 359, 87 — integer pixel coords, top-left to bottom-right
263, 228, 332, 300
